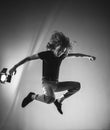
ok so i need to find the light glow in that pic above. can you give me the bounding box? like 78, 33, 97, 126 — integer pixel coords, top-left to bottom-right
0, 74, 7, 83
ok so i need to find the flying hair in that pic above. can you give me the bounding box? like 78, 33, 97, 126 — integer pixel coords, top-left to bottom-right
46, 31, 73, 51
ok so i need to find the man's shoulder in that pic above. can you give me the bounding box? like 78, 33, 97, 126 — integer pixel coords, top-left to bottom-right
38, 50, 53, 59
38, 50, 53, 55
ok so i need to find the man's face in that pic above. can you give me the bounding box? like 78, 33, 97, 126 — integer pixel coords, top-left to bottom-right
54, 45, 68, 57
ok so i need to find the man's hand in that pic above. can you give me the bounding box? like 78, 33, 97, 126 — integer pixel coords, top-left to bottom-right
89, 56, 96, 61
9, 66, 17, 76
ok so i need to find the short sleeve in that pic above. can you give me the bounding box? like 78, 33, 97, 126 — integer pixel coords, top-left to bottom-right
38, 51, 52, 60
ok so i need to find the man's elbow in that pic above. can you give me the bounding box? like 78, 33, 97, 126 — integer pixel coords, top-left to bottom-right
26, 57, 31, 61
27, 55, 39, 60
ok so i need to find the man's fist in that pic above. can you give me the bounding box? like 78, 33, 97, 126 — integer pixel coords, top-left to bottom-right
89, 56, 96, 61
9, 66, 17, 76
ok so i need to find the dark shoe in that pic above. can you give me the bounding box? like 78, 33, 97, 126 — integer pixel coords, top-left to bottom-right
21, 92, 35, 108
54, 99, 63, 114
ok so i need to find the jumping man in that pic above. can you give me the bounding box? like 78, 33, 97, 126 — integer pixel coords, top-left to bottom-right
9, 31, 96, 114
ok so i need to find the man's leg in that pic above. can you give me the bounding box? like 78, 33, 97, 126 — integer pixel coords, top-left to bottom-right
21, 81, 55, 107
54, 81, 81, 114
55, 81, 81, 103
34, 82, 55, 104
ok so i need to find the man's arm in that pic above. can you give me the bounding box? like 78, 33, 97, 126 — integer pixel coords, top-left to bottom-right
9, 54, 39, 75
67, 53, 96, 61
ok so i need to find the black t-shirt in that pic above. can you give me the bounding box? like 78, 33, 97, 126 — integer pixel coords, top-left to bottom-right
38, 51, 66, 81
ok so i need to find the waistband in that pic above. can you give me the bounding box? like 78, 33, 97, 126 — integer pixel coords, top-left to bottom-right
42, 78, 58, 84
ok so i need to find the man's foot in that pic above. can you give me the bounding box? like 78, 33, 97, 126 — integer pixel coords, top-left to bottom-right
54, 99, 63, 114
21, 92, 35, 108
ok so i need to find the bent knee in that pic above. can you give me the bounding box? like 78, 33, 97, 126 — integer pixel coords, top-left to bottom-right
75, 82, 81, 91
45, 96, 55, 104
70, 82, 81, 92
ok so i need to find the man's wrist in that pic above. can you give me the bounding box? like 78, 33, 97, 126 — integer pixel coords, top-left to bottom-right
14, 65, 17, 69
